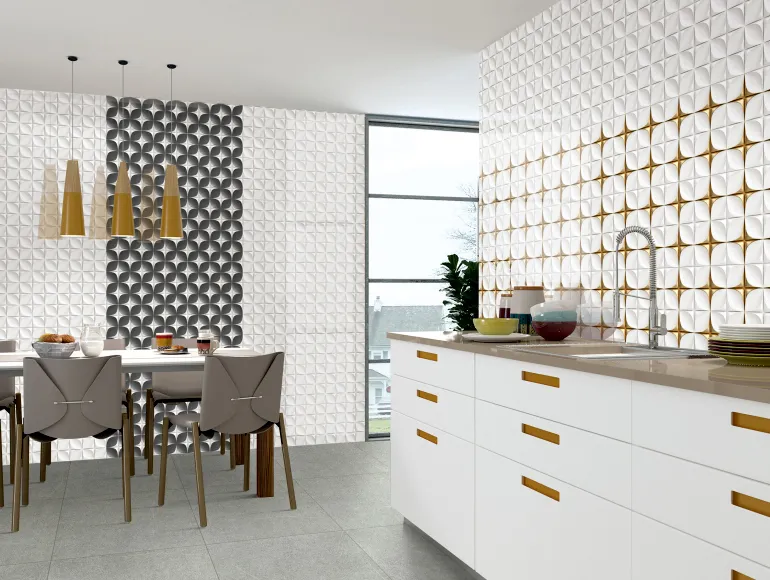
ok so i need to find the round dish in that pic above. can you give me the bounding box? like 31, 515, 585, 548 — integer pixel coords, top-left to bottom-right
710, 353, 770, 367
472, 318, 520, 336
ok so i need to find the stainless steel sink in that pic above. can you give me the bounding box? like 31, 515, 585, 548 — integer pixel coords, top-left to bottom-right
518, 343, 716, 361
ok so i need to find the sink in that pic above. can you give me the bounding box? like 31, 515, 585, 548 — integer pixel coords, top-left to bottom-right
518, 343, 716, 361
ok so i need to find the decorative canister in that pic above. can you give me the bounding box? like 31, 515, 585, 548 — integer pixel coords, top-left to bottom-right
509, 286, 546, 334
497, 293, 512, 318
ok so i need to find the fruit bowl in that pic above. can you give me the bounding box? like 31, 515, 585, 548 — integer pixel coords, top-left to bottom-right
33, 341, 78, 359
473, 318, 520, 336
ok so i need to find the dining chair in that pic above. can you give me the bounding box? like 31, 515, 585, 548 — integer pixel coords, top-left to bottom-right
144, 338, 229, 474
0, 339, 21, 508
12, 355, 131, 532
157, 351, 296, 527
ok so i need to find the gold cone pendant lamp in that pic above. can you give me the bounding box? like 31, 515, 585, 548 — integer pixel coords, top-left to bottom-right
60, 56, 86, 237
160, 63, 183, 239
111, 60, 136, 238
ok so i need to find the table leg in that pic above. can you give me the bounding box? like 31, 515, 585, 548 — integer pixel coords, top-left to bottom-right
256, 427, 274, 498
234, 434, 245, 466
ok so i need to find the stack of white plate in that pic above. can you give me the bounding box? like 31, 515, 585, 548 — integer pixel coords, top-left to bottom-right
718, 324, 770, 340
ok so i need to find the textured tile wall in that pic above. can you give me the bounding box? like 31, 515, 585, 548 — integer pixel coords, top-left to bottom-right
479, 0, 770, 349
240, 107, 366, 444
0, 88, 366, 464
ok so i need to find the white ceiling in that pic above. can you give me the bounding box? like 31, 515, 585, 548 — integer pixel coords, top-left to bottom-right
0, 0, 545, 120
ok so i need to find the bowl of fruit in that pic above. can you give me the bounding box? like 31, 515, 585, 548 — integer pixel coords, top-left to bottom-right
33, 333, 78, 359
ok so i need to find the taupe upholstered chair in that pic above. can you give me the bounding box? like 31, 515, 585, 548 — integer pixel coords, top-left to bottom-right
158, 351, 296, 527
0, 339, 21, 508
12, 355, 131, 532
145, 338, 228, 473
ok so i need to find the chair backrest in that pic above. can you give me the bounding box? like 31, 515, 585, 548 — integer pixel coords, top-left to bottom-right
199, 351, 284, 435
149, 338, 201, 394
103, 338, 125, 350
0, 339, 16, 402
23, 355, 122, 439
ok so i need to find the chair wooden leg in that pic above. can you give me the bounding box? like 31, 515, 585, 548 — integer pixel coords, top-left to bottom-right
278, 414, 297, 510
220, 432, 226, 455
9, 405, 16, 481
126, 389, 135, 476
146, 390, 154, 474
12, 425, 22, 532
256, 427, 274, 498
0, 417, 5, 508
122, 413, 131, 523
242, 434, 250, 491
229, 434, 235, 470
39, 442, 47, 483
192, 422, 207, 527
22, 434, 29, 506
46, 440, 51, 465
158, 417, 169, 506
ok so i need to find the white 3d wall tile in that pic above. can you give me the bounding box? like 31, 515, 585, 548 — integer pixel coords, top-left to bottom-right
479, 0, 770, 349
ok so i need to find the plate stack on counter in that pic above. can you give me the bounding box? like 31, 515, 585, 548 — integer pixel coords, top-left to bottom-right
708, 324, 770, 367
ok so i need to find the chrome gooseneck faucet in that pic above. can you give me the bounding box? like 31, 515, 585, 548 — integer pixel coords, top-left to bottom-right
612, 226, 668, 349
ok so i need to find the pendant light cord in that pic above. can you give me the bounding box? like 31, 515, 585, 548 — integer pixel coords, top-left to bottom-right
70, 58, 74, 159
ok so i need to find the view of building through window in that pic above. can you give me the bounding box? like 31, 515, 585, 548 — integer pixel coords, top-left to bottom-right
367, 121, 479, 437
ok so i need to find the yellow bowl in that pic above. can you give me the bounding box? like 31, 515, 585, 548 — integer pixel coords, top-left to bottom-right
473, 318, 519, 335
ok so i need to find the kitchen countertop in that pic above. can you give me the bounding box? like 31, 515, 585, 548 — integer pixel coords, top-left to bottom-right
387, 331, 770, 405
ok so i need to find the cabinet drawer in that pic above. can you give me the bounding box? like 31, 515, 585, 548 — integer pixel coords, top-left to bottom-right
476, 400, 631, 507
633, 446, 770, 567
475, 355, 632, 441
633, 381, 770, 484
476, 447, 631, 580
390, 411, 474, 567
391, 375, 474, 443
391, 340, 474, 397
633, 512, 770, 580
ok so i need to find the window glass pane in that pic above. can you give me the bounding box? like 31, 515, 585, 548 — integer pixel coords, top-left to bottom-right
368, 198, 477, 279
368, 283, 447, 354
368, 362, 391, 436
369, 126, 479, 197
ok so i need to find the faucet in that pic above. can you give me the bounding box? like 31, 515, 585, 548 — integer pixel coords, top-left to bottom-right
612, 226, 668, 349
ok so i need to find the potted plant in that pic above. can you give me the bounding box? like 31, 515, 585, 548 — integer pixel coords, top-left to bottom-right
439, 254, 479, 331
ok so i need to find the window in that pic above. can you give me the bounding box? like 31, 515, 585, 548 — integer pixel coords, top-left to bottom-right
366, 117, 479, 438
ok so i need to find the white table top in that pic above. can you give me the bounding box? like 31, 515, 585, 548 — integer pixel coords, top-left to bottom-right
0, 348, 254, 377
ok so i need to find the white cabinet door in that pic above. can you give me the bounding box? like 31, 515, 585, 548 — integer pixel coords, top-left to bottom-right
476, 400, 632, 507
476, 447, 631, 580
633, 446, 770, 568
391, 411, 474, 567
475, 355, 632, 441
391, 375, 474, 443
633, 380, 770, 485
633, 512, 770, 580
391, 340, 474, 396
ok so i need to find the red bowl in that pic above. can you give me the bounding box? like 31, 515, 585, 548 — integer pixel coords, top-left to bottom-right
533, 320, 577, 341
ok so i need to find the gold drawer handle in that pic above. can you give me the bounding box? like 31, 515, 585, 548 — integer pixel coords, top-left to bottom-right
732, 491, 770, 519
417, 390, 438, 403
416, 350, 438, 362
521, 370, 559, 388
732, 571, 755, 580
522, 423, 560, 445
416, 429, 438, 445
732, 412, 770, 435
521, 476, 560, 502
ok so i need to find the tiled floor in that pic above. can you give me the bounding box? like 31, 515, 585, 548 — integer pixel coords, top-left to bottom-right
0, 441, 476, 580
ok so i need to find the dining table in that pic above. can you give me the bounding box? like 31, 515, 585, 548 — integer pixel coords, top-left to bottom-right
0, 347, 276, 498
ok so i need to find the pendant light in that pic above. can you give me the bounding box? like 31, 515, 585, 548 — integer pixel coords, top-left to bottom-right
111, 59, 136, 237
60, 56, 86, 237
159, 63, 183, 240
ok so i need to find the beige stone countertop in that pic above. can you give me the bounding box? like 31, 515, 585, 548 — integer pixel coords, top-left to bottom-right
387, 331, 770, 405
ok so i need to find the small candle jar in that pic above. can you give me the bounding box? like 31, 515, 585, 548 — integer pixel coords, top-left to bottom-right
156, 332, 173, 350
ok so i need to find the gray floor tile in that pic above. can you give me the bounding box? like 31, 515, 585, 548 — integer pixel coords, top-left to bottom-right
4, 461, 70, 500
48, 546, 218, 580
0, 498, 61, 565
348, 524, 476, 580
191, 487, 341, 545
317, 499, 403, 530
355, 441, 391, 465
287, 443, 388, 478
208, 530, 388, 580
65, 468, 184, 502
0, 561, 50, 580
53, 497, 203, 560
